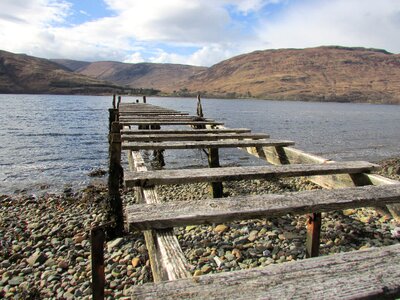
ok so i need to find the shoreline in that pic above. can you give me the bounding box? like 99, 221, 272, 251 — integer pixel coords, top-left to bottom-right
1, 157, 400, 298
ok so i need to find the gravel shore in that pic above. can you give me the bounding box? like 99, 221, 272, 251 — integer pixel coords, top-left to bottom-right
1, 158, 400, 299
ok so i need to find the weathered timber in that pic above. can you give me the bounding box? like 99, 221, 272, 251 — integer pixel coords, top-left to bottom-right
126, 184, 400, 230
91, 226, 105, 300
120, 120, 223, 126
108, 108, 118, 131
124, 161, 379, 187
121, 133, 269, 142
119, 117, 215, 122
306, 212, 321, 258
129, 243, 400, 300
121, 128, 251, 135
107, 122, 124, 238
143, 95, 146, 103
208, 148, 223, 198
243, 145, 400, 221
128, 151, 191, 281
122, 139, 294, 151
119, 112, 189, 116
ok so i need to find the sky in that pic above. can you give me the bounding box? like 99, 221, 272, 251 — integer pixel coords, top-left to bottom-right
0, 0, 399, 66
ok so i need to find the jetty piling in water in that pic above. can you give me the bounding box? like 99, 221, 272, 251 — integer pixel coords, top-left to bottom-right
92, 95, 400, 299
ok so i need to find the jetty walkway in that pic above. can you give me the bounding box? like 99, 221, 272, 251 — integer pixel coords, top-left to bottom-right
92, 96, 400, 299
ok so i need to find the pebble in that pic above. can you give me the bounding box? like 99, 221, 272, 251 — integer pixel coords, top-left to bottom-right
1, 162, 399, 299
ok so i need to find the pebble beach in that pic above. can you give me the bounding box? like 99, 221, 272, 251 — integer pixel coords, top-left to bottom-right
1, 158, 400, 299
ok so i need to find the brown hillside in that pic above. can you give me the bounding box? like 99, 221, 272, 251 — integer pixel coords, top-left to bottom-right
184, 46, 400, 104
0, 50, 122, 94
76, 61, 206, 93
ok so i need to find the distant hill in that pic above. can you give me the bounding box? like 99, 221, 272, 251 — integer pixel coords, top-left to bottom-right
183, 46, 400, 104
51, 59, 91, 72
0, 50, 125, 94
72, 61, 206, 93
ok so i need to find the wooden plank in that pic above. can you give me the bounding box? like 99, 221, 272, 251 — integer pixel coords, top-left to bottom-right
129, 244, 400, 300
121, 133, 269, 142
121, 128, 252, 135
120, 121, 224, 126
119, 117, 216, 122
243, 145, 400, 221
124, 161, 379, 187
122, 139, 294, 151
126, 184, 400, 230
127, 151, 191, 282
120, 112, 189, 116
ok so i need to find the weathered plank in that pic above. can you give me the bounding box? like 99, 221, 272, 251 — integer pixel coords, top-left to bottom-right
120, 120, 224, 126
120, 112, 189, 116
121, 133, 269, 142
122, 139, 294, 150
126, 184, 400, 230
121, 128, 252, 135
129, 243, 400, 300
127, 151, 191, 282
243, 145, 400, 220
124, 161, 379, 187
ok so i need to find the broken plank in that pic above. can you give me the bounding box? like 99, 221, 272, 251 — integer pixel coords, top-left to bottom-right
121, 133, 269, 142
122, 139, 294, 150
129, 243, 400, 300
124, 161, 379, 187
126, 184, 400, 230
121, 128, 252, 135
120, 121, 224, 126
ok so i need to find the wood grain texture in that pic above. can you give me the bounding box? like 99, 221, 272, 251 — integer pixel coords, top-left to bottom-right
121, 132, 269, 142
121, 128, 251, 135
124, 161, 379, 187
122, 139, 294, 150
126, 184, 400, 230
242, 145, 400, 220
129, 243, 400, 300
127, 151, 191, 282
120, 120, 224, 126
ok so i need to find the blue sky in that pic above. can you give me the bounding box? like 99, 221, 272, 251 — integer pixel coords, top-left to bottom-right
0, 0, 399, 66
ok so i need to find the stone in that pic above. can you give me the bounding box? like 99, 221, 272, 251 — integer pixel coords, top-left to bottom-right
193, 270, 203, 277
185, 225, 197, 232
27, 252, 47, 266
201, 265, 212, 274
8, 276, 24, 286
107, 238, 124, 251
248, 230, 259, 242
214, 224, 229, 233
343, 209, 356, 216
58, 260, 69, 269
131, 257, 141, 268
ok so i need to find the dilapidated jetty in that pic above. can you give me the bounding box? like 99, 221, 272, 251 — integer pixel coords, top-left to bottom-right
92, 96, 400, 299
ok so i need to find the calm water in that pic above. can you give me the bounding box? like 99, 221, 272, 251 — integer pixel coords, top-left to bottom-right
0, 95, 399, 194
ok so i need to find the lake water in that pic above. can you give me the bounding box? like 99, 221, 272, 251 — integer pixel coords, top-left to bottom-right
0, 94, 399, 194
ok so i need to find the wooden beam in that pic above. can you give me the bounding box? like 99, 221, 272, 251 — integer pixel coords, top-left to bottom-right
121, 128, 252, 135
127, 151, 191, 282
120, 121, 224, 126
208, 148, 223, 198
129, 244, 400, 300
243, 145, 400, 221
121, 133, 269, 142
125, 161, 379, 187
126, 184, 400, 230
122, 139, 295, 151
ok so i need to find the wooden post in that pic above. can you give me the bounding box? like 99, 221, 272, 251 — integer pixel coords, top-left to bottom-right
197, 94, 203, 118
108, 121, 124, 238
112, 94, 116, 109
117, 96, 122, 109
151, 125, 165, 167
208, 148, 223, 198
91, 226, 105, 300
108, 108, 118, 132
143, 96, 147, 103
306, 212, 321, 257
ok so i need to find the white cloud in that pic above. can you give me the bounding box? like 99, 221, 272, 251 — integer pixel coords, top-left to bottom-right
0, 0, 399, 66
257, 0, 400, 53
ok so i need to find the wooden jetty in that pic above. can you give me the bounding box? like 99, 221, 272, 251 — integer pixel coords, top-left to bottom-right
91, 96, 400, 299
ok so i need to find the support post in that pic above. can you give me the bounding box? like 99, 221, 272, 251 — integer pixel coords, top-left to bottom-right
143, 95, 147, 103
108, 121, 124, 238
117, 96, 122, 109
112, 94, 116, 109
306, 212, 321, 257
208, 148, 223, 198
91, 226, 105, 300
108, 108, 118, 132
150, 125, 165, 167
